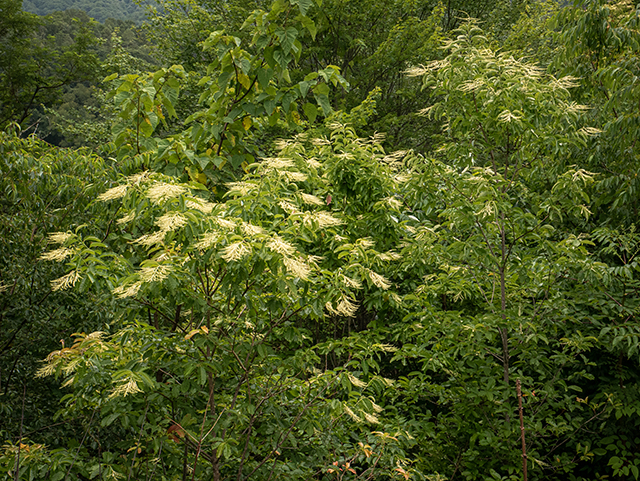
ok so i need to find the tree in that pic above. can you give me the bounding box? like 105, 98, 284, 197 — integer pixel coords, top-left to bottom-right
0, 0, 101, 131
27, 122, 417, 481
6, 2, 640, 481
0, 128, 114, 454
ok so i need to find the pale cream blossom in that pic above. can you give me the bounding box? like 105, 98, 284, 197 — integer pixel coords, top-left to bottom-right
221, 242, 250, 262
117, 212, 136, 225
195, 232, 220, 249
565, 102, 590, 114
282, 171, 307, 182
127, 171, 151, 184
226, 182, 257, 196
62, 376, 75, 388
186, 199, 216, 213
383, 150, 408, 162
241, 222, 265, 236
356, 238, 375, 249
98, 184, 127, 202
283, 256, 311, 280
62, 358, 80, 375
40, 247, 74, 262
391, 292, 402, 305
215, 217, 237, 230
299, 193, 323, 205
139, 264, 172, 283
109, 378, 142, 398
386, 197, 403, 210
337, 296, 359, 317
348, 373, 367, 388
112, 281, 142, 298
264, 157, 295, 169
497, 110, 522, 123
378, 251, 402, 261
335, 152, 354, 160
366, 269, 391, 290
578, 126, 603, 137
458, 78, 484, 92
326, 296, 359, 317
84, 331, 106, 341
146, 183, 187, 203
132, 231, 166, 246
477, 201, 496, 218
556, 75, 579, 89
343, 404, 362, 423
307, 255, 324, 265
311, 137, 331, 146
156, 212, 187, 232
274, 139, 294, 150
404, 65, 428, 77
341, 275, 362, 290
267, 237, 296, 256
36, 363, 56, 378
375, 343, 398, 353
382, 377, 395, 386
48, 232, 73, 244
51, 271, 80, 291
363, 412, 380, 424
304, 212, 343, 227
306, 157, 322, 169
325, 301, 338, 316
279, 201, 300, 214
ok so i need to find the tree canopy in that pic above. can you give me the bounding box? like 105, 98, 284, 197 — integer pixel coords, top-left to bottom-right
2, 0, 640, 480
22, 0, 152, 23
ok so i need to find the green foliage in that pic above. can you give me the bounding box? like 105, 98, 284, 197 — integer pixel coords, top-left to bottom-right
555, 0, 640, 225
22, 0, 151, 23
29, 123, 415, 480
0, 129, 114, 450
0, 1, 101, 131
4, 1, 640, 481
107, 0, 349, 185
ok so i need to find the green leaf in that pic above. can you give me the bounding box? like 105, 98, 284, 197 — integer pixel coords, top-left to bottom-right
299, 15, 317, 40
278, 27, 298, 54
312, 82, 330, 96
314, 93, 331, 115
303, 102, 317, 123
273, 48, 290, 68
293, 0, 313, 16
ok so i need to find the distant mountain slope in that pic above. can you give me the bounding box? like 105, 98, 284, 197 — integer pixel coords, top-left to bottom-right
22, 0, 154, 23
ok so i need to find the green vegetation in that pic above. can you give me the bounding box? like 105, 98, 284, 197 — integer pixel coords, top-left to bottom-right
0, 1, 156, 146
2, 0, 640, 480
22, 0, 150, 23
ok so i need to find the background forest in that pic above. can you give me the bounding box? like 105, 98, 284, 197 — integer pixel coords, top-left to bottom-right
22, 0, 151, 23
1, 0, 640, 480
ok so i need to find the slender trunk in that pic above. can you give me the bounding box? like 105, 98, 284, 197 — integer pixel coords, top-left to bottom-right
500, 214, 510, 384
207, 369, 221, 481
499, 262, 509, 384
516, 379, 528, 481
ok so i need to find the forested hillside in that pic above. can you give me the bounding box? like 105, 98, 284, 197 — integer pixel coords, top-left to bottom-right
2, 0, 640, 480
22, 0, 150, 23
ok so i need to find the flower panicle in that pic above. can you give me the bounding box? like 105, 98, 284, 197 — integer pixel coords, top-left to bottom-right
98, 184, 127, 202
